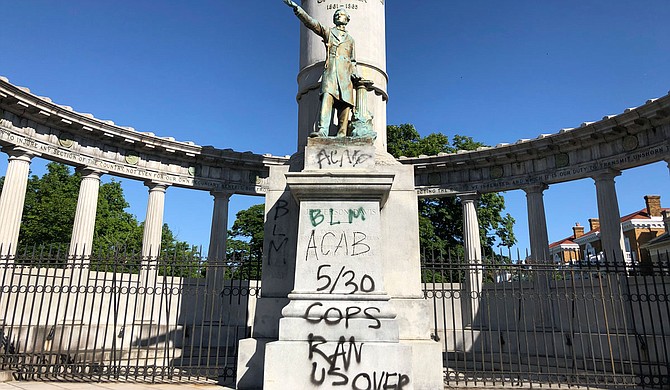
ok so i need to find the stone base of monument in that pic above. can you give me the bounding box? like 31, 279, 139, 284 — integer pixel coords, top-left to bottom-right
264, 340, 413, 389
237, 138, 443, 390
237, 337, 270, 389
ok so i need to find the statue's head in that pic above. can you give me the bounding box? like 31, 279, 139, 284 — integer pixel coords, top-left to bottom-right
333, 8, 350, 26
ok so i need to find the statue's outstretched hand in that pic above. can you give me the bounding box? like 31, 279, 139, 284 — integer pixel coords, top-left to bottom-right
283, 0, 298, 10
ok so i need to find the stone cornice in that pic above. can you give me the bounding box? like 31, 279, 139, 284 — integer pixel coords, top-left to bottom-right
401, 92, 670, 196
0, 76, 289, 196
621, 219, 666, 231
2, 76, 667, 199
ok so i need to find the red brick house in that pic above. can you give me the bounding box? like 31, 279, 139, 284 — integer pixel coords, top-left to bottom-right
549, 195, 668, 265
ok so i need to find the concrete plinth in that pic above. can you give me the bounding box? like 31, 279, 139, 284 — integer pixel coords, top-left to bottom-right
264, 341, 412, 389
237, 138, 442, 390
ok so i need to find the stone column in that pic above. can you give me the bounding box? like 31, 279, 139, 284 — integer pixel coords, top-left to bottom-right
524, 184, 550, 263
207, 191, 233, 261
205, 191, 233, 321
141, 182, 169, 258
593, 169, 626, 265
0, 148, 34, 258
523, 184, 553, 327
136, 182, 168, 324
461, 192, 482, 327
68, 169, 103, 260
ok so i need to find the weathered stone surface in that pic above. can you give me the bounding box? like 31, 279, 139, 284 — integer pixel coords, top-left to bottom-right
305, 137, 376, 171
264, 341, 413, 390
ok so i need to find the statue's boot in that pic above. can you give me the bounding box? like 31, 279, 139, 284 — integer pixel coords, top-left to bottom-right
309, 128, 329, 137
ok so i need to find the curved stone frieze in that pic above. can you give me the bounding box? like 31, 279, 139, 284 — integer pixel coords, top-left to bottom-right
1, 76, 668, 199
0, 77, 289, 196
402, 92, 670, 197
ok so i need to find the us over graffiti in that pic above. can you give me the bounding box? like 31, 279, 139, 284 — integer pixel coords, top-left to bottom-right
308, 333, 410, 389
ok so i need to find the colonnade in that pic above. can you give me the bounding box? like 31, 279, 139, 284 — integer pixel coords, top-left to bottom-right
0, 146, 667, 267
0, 147, 232, 262
447, 163, 665, 326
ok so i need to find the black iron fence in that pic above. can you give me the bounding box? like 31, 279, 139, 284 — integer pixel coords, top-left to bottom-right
422, 248, 670, 389
0, 248, 261, 384
3, 244, 669, 388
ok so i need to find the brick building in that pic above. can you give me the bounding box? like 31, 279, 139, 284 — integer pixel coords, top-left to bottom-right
549, 195, 668, 265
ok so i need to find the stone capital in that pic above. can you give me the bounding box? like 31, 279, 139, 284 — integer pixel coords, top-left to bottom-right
458, 192, 480, 203
2, 147, 35, 163
591, 168, 621, 183
210, 190, 233, 201
144, 181, 170, 192
285, 171, 394, 207
75, 167, 105, 180
523, 183, 549, 195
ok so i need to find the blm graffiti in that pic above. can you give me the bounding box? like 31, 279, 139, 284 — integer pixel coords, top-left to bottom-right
298, 202, 412, 388
302, 206, 378, 292
267, 198, 291, 265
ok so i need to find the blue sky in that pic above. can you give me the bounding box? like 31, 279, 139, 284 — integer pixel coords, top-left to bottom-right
1, 1, 669, 254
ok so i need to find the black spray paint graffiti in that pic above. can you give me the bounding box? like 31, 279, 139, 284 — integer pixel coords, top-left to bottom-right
316, 265, 376, 294
316, 149, 373, 169
308, 333, 410, 389
304, 302, 381, 329
268, 199, 289, 265
305, 231, 370, 261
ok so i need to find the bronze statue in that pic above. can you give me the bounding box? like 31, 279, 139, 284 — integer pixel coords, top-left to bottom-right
283, 0, 361, 137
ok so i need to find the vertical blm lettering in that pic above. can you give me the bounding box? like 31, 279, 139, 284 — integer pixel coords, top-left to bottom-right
268, 199, 290, 265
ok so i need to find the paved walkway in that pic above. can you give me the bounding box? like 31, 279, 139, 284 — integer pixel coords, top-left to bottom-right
0, 383, 234, 390
0, 383, 625, 390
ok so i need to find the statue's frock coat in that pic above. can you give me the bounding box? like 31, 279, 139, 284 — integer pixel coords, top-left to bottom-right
295, 8, 357, 107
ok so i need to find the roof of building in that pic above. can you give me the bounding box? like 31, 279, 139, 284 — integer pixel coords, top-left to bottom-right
549, 236, 578, 249
550, 206, 669, 249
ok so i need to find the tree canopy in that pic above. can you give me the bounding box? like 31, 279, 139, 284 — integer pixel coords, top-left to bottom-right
387, 124, 516, 255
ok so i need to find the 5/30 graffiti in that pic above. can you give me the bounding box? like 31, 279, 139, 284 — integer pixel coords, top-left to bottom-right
317, 264, 375, 294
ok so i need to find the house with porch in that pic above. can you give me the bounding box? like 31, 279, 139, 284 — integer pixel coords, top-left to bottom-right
549, 195, 668, 265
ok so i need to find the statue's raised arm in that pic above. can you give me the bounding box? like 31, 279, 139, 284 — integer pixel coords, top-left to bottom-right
282, 0, 327, 39
282, 0, 298, 10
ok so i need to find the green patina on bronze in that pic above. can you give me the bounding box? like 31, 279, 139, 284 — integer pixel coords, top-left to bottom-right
284, 0, 362, 138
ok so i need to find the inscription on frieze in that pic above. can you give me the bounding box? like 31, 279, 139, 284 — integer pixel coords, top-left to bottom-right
0, 126, 269, 194
416, 144, 669, 196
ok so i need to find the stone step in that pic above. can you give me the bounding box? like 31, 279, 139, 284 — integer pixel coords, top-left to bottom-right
0, 370, 14, 382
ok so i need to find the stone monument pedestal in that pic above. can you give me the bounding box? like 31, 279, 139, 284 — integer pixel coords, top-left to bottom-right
237, 138, 442, 389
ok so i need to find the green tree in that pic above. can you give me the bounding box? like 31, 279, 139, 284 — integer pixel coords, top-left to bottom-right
227, 204, 265, 279
387, 124, 516, 256
228, 204, 265, 260
92, 179, 143, 255
0, 162, 198, 269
